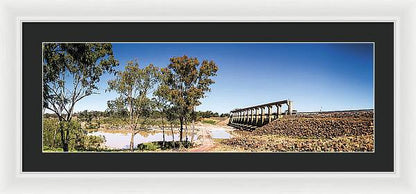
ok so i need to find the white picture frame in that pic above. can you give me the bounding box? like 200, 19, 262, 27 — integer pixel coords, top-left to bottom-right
0, 0, 414, 193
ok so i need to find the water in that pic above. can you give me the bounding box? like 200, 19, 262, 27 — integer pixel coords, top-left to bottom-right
89, 131, 198, 149
210, 129, 232, 139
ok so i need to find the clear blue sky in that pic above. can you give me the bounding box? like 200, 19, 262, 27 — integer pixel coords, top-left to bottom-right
73, 42, 374, 114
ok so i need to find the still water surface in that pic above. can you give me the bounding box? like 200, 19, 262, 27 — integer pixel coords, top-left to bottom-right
210, 129, 232, 139
89, 131, 197, 149
89, 128, 232, 149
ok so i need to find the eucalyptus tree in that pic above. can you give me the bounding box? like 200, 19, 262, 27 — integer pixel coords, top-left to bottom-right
190, 109, 197, 143
43, 43, 118, 151
153, 88, 171, 148
153, 69, 178, 147
79, 110, 93, 125
107, 60, 159, 151
160, 55, 218, 142
106, 97, 129, 118
166, 106, 179, 148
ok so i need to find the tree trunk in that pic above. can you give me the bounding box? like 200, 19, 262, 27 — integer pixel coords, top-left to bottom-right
185, 119, 188, 143
62, 142, 68, 152
59, 120, 69, 152
161, 117, 165, 148
191, 119, 195, 143
170, 123, 175, 148
128, 91, 134, 152
179, 117, 183, 142
65, 127, 70, 150
52, 127, 58, 148
130, 130, 135, 152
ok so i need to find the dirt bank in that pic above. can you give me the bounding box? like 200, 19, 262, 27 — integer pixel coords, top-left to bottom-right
221, 110, 374, 152
188, 123, 235, 152
254, 110, 373, 138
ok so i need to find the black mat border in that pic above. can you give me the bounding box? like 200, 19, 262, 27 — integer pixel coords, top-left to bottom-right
22, 22, 394, 172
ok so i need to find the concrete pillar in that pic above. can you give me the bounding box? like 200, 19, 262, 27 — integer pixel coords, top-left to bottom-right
240, 110, 243, 123
247, 110, 249, 124
254, 108, 258, 125
245, 110, 248, 124
246, 110, 250, 124
250, 109, 253, 125
288, 101, 293, 115
242, 110, 245, 124
240, 111, 243, 123
277, 104, 282, 119
242, 111, 244, 123
246, 109, 250, 124
233, 112, 235, 123
260, 107, 265, 126
233, 112, 236, 123
268, 106, 272, 123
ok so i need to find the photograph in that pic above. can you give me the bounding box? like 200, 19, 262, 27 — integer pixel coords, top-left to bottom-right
1, 0, 409, 191
42, 42, 374, 153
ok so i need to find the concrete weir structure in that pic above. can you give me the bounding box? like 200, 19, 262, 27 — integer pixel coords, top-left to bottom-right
228, 100, 294, 130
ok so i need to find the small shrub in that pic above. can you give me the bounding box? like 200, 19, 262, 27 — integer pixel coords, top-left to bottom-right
137, 141, 194, 151
137, 142, 159, 151
202, 119, 216, 125
85, 123, 100, 129
43, 118, 105, 152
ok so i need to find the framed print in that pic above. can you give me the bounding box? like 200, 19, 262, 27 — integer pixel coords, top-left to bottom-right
22, 22, 393, 172
2, 0, 416, 194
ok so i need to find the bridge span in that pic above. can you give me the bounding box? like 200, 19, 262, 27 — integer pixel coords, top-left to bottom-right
228, 100, 294, 130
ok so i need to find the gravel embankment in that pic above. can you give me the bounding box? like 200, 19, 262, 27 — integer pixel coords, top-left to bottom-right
253, 111, 374, 138
222, 110, 374, 152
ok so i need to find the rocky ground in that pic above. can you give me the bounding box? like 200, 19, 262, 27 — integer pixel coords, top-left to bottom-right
220, 110, 374, 152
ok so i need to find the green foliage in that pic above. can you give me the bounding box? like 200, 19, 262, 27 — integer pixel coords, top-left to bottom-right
197, 110, 220, 118
106, 97, 129, 118
137, 141, 193, 151
107, 60, 160, 151
107, 60, 159, 121
78, 110, 94, 124
100, 117, 129, 127
43, 43, 119, 151
43, 48, 220, 151
220, 113, 230, 117
202, 119, 216, 125
85, 123, 100, 129
161, 56, 218, 111
43, 113, 58, 118
137, 142, 159, 151
43, 118, 105, 151
76, 135, 106, 151
42, 118, 60, 148
158, 55, 218, 141
43, 43, 119, 120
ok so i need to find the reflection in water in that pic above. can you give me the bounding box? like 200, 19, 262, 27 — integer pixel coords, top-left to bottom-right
210, 129, 232, 139
89, 131, 198, 149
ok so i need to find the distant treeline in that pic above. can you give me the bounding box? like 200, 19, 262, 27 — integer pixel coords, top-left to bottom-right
44, 110, 230, 120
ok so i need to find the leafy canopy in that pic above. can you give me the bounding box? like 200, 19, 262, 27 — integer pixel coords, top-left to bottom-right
43, 43, 119, 120
161, 55, 218, 116
107, 59, 159, 120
